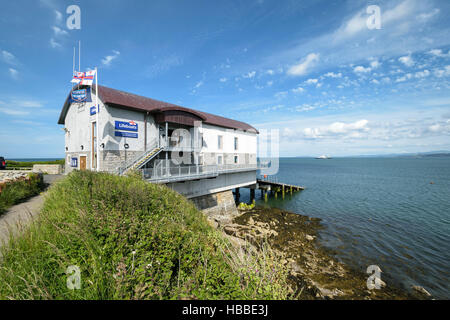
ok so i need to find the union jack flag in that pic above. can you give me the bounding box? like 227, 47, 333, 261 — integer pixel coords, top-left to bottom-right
71, 70, 96, 86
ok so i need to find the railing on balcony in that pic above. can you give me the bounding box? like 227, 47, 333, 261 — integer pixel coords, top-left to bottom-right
142, 163, 258, 183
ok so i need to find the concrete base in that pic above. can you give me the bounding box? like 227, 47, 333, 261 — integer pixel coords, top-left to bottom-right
190, 190, 238, 225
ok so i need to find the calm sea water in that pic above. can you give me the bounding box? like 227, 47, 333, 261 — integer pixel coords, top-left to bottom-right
242, 157, 450, 299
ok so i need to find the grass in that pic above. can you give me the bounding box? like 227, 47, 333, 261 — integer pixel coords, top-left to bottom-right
0, 173, 45, 214
0, 170, 290, 300
5, 159, 65, 169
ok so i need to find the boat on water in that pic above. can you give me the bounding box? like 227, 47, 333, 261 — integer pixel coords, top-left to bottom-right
315, 155, 332, 159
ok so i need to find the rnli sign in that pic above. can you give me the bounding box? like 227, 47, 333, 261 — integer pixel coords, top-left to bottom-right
115, 120, 138, 132
70, 88, 92, 103
115, 131, 138, 138
90, 105, 99, 115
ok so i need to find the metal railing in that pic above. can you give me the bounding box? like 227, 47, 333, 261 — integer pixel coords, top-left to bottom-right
142, 163, 258, 183
142, 164, 218, 183
117, 137, 159, 174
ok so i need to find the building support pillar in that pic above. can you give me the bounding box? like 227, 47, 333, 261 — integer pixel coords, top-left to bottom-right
235, 188, 240, 204
250, 189, 255, 203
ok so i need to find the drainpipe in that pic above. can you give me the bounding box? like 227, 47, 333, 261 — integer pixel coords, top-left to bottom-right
144, 112, 148, 152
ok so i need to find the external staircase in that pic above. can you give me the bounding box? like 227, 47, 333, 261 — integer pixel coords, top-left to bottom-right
117, 138, 163, 175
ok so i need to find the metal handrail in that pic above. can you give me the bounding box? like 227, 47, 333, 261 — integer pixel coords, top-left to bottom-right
117, 137, 159, 174
142, 163, 258, 182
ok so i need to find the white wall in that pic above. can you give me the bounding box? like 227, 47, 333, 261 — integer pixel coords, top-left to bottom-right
200, 124, 257, 154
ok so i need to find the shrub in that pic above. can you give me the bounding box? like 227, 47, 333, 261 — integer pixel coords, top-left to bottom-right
0, 171, 289, 300
0, 173, 45, 214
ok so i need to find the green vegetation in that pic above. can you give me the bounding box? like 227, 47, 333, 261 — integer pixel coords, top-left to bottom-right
5, 159, 64, 169
0, 173, 45, 214
0, 171, 289, 300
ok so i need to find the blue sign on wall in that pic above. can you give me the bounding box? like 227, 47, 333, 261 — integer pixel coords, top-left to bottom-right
115, 131, 138, 138
71, 157, 78, 167
115, 120, 138, 132
90, 105, 99, 115
70, 88, 92, 103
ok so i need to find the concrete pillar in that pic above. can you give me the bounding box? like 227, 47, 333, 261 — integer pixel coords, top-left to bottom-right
282, 185, 285, 199
235, 188, 240, 204
250, 188, 255, 203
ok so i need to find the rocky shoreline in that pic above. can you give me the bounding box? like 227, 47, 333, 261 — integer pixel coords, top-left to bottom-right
215, 206, 429, 300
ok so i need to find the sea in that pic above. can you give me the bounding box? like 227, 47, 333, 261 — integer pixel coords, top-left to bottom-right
240, 157, 450, 299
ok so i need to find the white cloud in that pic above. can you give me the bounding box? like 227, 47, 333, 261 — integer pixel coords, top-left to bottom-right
399, 55, 414, 67
417, 8, 440, 21
266, 80, 273, 87
354, 66, 372, 73
9, 68, 18, 80
0, 107, 29, 116
414, 70, 430, 78
1, 50, 18, 65
52, 26, 68, 37
287, 53, 319, 76
291, 86, 305, 93
49, 38, 61, 48
323, 72, 342, 78
219, 77, 227, 82
370, 60, 381, 69
266, 69, 275, 75
12, 100, 43, 108
101, 50, 120, 66
433, 66, 450, 78
427, 49, 450, 58
54, 10, 63, 23
194, 81, 203, 88
243, 71, 256, 78
304, 78, 318, 85
282, 119, 370, 140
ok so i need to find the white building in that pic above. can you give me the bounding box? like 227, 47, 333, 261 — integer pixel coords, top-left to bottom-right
58, 85, 259, 206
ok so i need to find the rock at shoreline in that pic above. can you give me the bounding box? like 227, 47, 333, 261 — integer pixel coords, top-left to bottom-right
220, 206, 415, 300
412, 285, 432, 297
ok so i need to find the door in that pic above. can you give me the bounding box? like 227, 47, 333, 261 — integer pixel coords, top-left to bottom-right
80, 156, 87, 171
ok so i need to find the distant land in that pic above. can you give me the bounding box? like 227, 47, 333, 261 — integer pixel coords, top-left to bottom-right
347, 151, 450, 158
288, 151, 450, 159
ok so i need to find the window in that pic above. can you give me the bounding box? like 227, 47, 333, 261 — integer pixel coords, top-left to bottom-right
218, 135, 223, 150
234, 137, 238, 150
234, 155, 239, 164
217, 155, 223, 165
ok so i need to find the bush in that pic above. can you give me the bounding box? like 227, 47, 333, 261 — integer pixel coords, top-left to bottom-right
5, 159, 65, 169
0, 173, 45, 214
0, 171, 289, 300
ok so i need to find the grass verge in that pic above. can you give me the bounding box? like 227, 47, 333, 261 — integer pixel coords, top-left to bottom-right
0, 170, 289, 300
0, 173, 45, 214
5, 159, 64, 169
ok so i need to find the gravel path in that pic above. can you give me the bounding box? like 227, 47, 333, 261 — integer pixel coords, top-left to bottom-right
0, 175, 63, 250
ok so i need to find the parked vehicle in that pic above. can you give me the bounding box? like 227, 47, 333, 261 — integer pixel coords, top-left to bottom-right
0, 157, 6, 170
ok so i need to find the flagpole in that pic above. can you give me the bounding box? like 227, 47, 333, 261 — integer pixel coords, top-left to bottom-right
96, 67, 100, 172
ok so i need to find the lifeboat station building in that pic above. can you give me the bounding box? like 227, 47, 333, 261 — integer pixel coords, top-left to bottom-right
58, 85, 259, 214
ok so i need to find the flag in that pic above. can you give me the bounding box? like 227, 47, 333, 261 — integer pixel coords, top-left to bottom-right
71, 70, 96, 86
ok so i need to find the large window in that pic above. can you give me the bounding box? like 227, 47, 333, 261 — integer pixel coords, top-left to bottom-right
218, 135, 223, 150
234, 155, 239, 164
234, 137, 238, 150
217, 155, 223, 165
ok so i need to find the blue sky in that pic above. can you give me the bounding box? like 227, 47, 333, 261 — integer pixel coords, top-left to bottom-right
1, 0, 450, 158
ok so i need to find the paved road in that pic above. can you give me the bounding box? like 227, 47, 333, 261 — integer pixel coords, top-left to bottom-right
0, 174, 63, 249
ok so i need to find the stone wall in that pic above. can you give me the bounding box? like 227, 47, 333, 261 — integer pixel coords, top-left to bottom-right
190, 190, 238, 225
99, 150, 141, 173
32, 164, 63, 175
